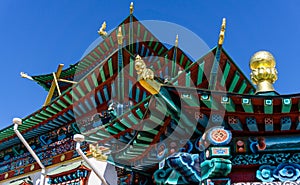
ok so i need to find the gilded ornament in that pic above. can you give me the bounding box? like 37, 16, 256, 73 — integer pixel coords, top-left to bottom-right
130, 2, 134, 14
249, 51, 278, 93
117, 26, 123, 45
98, 21, 107, 37
135, 55, 161, 94
218, 18, 226, 46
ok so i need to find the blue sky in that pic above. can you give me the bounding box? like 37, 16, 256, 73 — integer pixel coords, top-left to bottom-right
0, 0, 299, 129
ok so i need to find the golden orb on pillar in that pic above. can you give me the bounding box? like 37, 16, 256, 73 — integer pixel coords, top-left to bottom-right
249, 51, 278, 94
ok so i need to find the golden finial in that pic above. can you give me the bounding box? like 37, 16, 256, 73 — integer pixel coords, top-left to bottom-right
175, 34, 179, 47
249, 51, 278, 94
130, 2, 134, 14
117, 26, 123, 45
98, 21, 107, 38
218, 18, 226, 46
20, 72, 33, 80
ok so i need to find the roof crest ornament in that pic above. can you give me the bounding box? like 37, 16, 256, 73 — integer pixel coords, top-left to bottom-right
218, 18, 226, 46
130, 2, 134, 15
175, 34, 179, 47
20, 72, 33, 80
98, 21, 107, 38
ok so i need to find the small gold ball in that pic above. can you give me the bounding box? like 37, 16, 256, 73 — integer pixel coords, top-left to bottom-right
250, 51, 276, 70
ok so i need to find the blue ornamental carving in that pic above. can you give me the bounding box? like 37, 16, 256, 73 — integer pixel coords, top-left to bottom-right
274, 163, 300, 182
166, 152, 201, 183
256, 163, 300, 182
256, 165, 276, 182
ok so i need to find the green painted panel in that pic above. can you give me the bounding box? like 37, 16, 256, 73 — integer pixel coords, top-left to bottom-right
52, 103, 62, 112
113, 122, 127, 131
282, 98, 292, 113
221, 96, 235, 112
149, 37, 154, 47
143, 30, 148, 41
158, 47, 164, 55
57, 99, 67, 109
137, 23, 141, 37
40, 110, 52, 118
109, 36, 114, 47
100, 67, 106, 82
103, 42, 109, 51
120, 118, 132, 128
129, 57, 134, 76
128, 113, 139, 124
197, 62, 205, 86
221, 61, 230, 86
107, 126, 119, 135
201, 95, 218, 110
157, 60, 161, 69
91, 73, 98, 87
63, 94, 72, 105
238, 80, 247, 94
108, 58, 113, 77
70, 90, 79, 102
153, 42, 159, 51
84, 79, 92, 92
179, 55, 185, 66
92, 51, 100, 59
135, 108, 144, 119
76, 86, 85, 97
46, 107, 57, 115
88, 55, 96, 62
186, 72, 191, 87
97, 46, 104, 54
228, 72, 240, 92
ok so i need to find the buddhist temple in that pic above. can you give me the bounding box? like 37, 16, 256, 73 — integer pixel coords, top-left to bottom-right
1, 2, 299, 185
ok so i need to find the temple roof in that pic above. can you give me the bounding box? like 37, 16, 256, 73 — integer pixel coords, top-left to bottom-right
0, 10, 299, 174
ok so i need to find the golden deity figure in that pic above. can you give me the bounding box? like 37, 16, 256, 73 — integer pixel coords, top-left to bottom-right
89, 144, 109, 161
249, 51, 278, 94
135, 55, 161, 95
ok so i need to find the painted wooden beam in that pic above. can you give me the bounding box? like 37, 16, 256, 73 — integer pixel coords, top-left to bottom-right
228, 116, 243, 131
264, 99, 273, 114
282, 98, 292, 113
246, 117, 258, 132
221, 96, 235, 112
201, 94, 218, 110
242, 98, 254, 113
264, 117, 274, 132
228, 71, 240, 92
281, 117, 291, 131
220, 60, 230, 87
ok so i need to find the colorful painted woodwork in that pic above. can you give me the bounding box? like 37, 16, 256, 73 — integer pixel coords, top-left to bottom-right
0, 2, 300, 185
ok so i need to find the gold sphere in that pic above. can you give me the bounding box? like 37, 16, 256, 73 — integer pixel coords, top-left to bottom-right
249, 51, 276, 70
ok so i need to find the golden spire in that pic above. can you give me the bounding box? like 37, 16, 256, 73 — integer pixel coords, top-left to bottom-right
130, 2, 134, 15
249, 51, 278, 94
117, 26, 123, 45
98, 21, 107, 37
218, 18, 226, 46
175, 34, 179, 47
